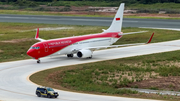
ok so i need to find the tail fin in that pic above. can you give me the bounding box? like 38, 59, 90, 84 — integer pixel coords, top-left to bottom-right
35, 28, 46, 42
104, 3, 124, 32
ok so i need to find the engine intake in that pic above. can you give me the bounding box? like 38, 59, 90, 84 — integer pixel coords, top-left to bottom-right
77, 49, 92, 58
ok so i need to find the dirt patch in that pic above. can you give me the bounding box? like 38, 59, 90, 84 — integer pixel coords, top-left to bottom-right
41, 5, 180, 18
0, 50, 3, 53
158, 61, 180, 68
1, 38, 34, 43
45, 68, 180, 100
44, 5, 180, 18
128, 76, 180, 91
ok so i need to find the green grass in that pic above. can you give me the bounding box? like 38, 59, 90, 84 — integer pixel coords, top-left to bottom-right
30, 50, 180, 100
1, 22, 180, 100
50, 1, 120, 7
0, 2, 180, 19
0, 23, 106, 62
0, 22, 180, 62
0, 9, 180, 20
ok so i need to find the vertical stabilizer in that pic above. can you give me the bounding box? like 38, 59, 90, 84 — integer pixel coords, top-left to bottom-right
35, 28, 46, 42
104, 3, 124, 32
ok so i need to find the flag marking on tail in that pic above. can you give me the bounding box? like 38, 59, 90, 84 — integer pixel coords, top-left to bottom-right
116, 18, 120, 21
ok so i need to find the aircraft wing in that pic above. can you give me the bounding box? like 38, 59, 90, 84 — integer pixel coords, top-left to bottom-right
84, 33, 154, 51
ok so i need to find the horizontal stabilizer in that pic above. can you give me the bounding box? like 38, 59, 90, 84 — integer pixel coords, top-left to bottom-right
118, 31, 148, 36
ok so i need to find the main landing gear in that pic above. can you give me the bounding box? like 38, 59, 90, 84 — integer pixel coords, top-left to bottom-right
88, 55, 92, 59
67, 54, 73, 58
37, 59, 40, 63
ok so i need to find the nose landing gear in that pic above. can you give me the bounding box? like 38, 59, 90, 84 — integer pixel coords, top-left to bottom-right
37, 59, 40, 63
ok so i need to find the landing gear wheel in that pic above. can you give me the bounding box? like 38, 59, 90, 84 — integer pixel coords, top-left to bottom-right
37, 60, 40, 63
88, 55, 92, 59
67, 54, 73, 58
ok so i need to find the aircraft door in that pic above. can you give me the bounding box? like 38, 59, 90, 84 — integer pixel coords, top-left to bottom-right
43, 43, 48, 52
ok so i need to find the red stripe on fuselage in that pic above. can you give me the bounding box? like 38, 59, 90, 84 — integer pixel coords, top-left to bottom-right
30, 32, 122, 59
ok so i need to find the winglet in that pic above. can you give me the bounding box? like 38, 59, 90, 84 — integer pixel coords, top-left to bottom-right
35, 28, 46, 42
146, 33, 154, 44
35, 28, 39, 39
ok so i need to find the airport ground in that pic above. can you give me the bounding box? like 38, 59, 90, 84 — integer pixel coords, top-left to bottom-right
0, 2, 180, 19
1, 22, 180, 100
0, 22, 180, 62
0, 8, 180, 20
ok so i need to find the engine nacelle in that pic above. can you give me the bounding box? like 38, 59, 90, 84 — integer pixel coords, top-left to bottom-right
77, 49, 92, 58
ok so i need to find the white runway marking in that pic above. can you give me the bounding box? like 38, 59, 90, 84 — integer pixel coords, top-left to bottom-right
20, 27, 73, 32
1, 40, 180, 101
72, 19, 138, 22
0, 16, 138, 23
140, 27, 180, 31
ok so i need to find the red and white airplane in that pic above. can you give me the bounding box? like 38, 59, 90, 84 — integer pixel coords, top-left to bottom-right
27, 3, 154, 63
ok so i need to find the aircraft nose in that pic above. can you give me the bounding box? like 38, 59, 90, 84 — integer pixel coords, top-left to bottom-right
27, 49, 35, 58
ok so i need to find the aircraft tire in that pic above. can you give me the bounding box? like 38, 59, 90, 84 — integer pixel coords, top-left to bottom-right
67, 54, 73, 57
37, 60, 40, 63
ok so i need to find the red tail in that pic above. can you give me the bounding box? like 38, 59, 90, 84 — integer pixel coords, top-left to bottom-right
35, 28, 39, 39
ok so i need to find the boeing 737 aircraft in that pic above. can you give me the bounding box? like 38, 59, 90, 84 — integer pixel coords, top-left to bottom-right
27, 3, 154, 63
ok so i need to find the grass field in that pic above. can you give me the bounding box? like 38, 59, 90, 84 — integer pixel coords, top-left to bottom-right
30, 50, 180, 101
1, 22, 180, 100
0, 2, 180, 19
0, 23, 106, 62
0, 9, 180, 20
0, 22, 180, 62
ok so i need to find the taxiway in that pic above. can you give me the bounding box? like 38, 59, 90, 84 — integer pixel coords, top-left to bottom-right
1, 40, 180, 101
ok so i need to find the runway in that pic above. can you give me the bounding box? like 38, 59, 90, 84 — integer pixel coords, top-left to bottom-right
0, 14, 179, 28
1, 39, 180, 101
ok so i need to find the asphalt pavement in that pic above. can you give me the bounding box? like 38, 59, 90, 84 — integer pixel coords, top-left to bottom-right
0, 14, 179, 28
1, 40, 180, 101
0, 14, 179, 101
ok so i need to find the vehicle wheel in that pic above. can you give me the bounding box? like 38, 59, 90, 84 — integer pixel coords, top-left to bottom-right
47, 94, 51, 98
37, 93, 41, 97
55, 96, 58, 98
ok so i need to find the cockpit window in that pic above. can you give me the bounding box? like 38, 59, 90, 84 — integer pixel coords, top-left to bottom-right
30, 47, 40, 49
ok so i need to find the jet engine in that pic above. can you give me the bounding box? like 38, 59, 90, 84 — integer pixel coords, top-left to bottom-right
77, 49, 92, 58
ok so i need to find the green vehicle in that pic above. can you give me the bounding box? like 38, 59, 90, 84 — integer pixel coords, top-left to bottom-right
36, 87, 59, 98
